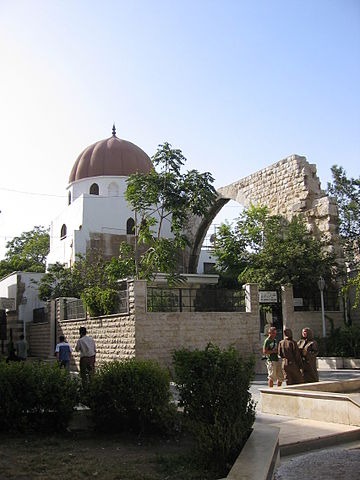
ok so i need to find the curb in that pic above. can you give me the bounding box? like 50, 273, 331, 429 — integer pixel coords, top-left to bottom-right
280, 426, 360, 457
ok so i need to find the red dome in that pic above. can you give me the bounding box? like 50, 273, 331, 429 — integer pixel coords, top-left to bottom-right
69, 132, 153, 183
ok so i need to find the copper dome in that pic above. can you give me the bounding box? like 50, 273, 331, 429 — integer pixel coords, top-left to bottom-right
69, 129, 153, 183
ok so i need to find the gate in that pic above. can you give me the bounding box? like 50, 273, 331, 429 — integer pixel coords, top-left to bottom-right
259, 290, 283, 340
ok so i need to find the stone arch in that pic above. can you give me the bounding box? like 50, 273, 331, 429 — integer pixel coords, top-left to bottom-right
184, 155, 340, 273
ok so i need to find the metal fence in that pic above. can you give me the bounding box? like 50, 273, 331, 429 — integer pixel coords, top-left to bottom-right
293, 287, 341, 312
64, 299, 86, 320
147, 286, 245, 312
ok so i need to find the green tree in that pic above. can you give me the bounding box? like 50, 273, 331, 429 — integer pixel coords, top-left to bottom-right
327, 166, 360, 313
38, 262, 82, 300
39, 143, 217, 303
124, 142, 217, 280
0, 226, 50, 278
214, 205, 336, 292
327, 165, 360, 269
38, 250, 120, 316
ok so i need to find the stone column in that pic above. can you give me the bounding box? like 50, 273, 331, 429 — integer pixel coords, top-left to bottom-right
281, 284, 295, 331
244, 283, 259, 314
131, 280, 147, 314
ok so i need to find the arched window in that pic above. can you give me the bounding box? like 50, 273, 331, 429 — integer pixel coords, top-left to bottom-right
108, 182, 119, 197
68, 191, 72, 205
60, 224, 67, 240
89, 183, 99, 195
126, 217, 135, 235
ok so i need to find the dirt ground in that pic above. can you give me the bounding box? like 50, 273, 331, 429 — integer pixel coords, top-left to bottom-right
0, 431, 218, 480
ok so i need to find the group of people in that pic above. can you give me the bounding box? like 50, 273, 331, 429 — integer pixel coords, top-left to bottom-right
263, 325, 319, 387
6, 327, 96, 386
55, 326, 96, 384
6, 334, 28, 362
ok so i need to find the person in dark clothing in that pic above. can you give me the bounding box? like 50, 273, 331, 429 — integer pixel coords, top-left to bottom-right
298, 327, 319, 382
278, 327, 303, 385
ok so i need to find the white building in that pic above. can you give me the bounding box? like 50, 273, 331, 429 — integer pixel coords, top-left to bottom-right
47, 126, 173, 267
0, 271, 45, 336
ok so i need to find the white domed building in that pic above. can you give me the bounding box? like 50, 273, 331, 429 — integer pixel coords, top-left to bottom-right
47, 126, 173, 267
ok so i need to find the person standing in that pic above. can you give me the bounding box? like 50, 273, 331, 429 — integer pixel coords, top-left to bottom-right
55, 335, 72, 371
15, 334, 28, 361
263, 326, 283, 388
75, 327, 96, 385
298, 327, 319, 382
278, 327, 303, 385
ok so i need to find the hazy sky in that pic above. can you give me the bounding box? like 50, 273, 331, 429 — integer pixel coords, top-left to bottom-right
0, 0, 359, 260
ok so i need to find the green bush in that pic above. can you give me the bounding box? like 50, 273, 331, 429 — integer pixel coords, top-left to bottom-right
81, 286, 119, 316
317, 325, 360, 358
86, 359, 177, 433
172, 343, 256, 473
0, 361, 79, 432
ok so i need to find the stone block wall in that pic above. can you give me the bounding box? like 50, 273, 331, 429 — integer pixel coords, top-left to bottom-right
292, 311, 345, 341
134, 311, 261, 370
56, 314, 136, 373
27, 280, 359, 375
28, 321, 52, 358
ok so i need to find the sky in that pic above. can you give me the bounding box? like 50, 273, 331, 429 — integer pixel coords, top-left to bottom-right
0, 0, 359, 260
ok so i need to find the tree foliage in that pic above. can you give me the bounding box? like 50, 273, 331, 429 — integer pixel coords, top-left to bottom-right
39, 142, 218, 303
327, 165, 360, 269
327, 166, 360, 311
214, 205, 336, 292
0, 226, 49, 278
38, 250, 121, 315
124, 142, 217, 280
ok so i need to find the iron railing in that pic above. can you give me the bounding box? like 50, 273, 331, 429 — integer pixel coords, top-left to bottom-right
147, 286, 245, 312
293, 287, 341, 312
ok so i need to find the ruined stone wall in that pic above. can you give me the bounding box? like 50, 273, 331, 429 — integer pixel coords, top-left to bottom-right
186, 155, 341, 272
218, 155, 339, 246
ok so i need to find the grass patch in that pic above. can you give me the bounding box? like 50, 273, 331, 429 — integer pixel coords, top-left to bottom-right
0, 431, 221, 480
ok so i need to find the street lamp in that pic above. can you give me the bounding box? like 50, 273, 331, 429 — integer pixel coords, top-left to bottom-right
317, 276, 326, 337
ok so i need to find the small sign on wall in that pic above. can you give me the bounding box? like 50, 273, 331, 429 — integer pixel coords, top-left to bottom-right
259, 291, 278, 303
293, 297, 303, 307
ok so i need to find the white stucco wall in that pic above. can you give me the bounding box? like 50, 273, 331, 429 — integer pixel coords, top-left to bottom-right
0, 272, 45, 325
47, 175, 173, 267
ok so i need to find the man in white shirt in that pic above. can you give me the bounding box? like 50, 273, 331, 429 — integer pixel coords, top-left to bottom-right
75, 326, 96, 384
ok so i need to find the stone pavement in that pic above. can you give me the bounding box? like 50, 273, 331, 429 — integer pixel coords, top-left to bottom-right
250, 370, 360, 479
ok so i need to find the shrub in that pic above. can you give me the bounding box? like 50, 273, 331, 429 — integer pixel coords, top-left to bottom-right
86, 359, 177, 433
81, 286, 119, 316
172, 343, 256, 474
0, 361, 79, 432
317, 325, 360, 358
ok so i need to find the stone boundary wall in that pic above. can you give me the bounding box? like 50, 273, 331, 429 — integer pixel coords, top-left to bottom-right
135, 311, 260, 369
27, 281, 359, 375
56, 315, 136, 373
280, 284, 349, 340
28, 321, 52, 358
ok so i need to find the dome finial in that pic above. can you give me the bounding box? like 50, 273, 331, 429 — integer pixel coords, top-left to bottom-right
112, 123, 116, 137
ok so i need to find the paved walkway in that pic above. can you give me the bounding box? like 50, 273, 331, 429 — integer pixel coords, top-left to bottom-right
250, 370, 360, 479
